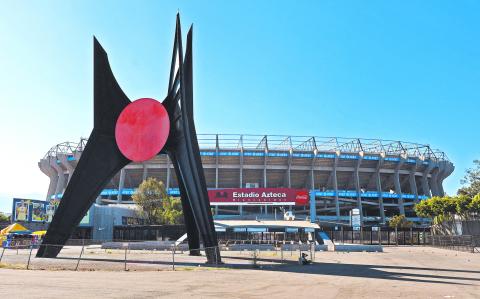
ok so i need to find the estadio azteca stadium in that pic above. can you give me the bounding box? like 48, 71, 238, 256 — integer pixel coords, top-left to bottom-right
38, 134, 453, 225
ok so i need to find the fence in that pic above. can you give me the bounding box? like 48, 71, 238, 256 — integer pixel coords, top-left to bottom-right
321, 227, 432, 246
0, 241, 319, 271
430, 235, 480, 253
113, 225, 186, 241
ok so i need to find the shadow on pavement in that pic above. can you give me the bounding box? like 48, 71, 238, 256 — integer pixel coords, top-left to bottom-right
40, 254, 480, 286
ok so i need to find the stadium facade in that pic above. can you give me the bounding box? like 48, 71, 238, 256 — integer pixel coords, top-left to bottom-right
38, 134, 454, 226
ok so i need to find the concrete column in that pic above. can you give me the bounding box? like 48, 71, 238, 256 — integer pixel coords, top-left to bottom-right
263, 149, 268, 188
39, 158, 58, 201
394, 157, 405, 215
287, 150, 292, 188
74, 151, 82, 161
437, 161, 454, 196
117, 168, 126, 203
50, 158, 65, 199
239, 148, 244, 188
375, 156, 386, 223
435, 162, 446, 197
354, 153, 364, 223
166, 157, 171, 190
311, 150, 317, 189
409, 173, 418, 200
422, 163, 434, 197
215, 145, 219, 189
58, 154, 75, 183
142, 163, 148, 181
333, 154, 340, 219
309, 190, 316, 223
410, 160, 420, 203
239, 148, 244, 216
310, 169, 315, 189
430, 166, 441, 197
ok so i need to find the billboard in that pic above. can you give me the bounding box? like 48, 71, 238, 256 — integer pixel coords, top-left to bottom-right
31, 202, 46, 222
208, 188, 308, 206
11, 198, 90, 225
12, 198, 46, 222
45, 203, 56, 222
13, 199, 30, 222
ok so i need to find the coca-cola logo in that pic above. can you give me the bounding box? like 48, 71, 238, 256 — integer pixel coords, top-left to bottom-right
296, 194, 308, 200
295, 191, 308, 203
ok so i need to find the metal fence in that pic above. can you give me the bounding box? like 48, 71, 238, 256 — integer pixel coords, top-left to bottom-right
322, 227, 432, 246
430, 235, 480, 253
0, 241, 320, 271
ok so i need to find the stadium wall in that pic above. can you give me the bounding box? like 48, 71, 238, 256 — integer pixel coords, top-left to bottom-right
38, 135, 454, 225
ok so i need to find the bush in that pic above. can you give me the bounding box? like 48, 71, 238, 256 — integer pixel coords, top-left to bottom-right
0, 213, 9, 222
388, 214, 412, 228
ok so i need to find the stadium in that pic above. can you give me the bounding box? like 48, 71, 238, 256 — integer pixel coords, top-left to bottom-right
37, 134, 454, 228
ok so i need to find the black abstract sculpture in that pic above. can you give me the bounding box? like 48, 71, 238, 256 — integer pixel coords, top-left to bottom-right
37, 14, 221, 263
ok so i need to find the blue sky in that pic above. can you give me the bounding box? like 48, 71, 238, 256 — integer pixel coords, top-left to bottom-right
0, 0, 479, 213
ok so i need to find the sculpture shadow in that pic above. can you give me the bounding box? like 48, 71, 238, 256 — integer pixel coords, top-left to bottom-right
223, 255, 480, 286
47, 254, 480, 286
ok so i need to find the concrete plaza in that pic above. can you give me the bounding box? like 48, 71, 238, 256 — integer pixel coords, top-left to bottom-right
1, 246, 479, 298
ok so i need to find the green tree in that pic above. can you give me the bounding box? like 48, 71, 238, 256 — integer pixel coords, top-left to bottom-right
132, 177, 183, 225
388, 214, 412, 228
132, 178, 167, 224
468, 194, 480, 216
0, 212, 9, 222
415, 200, 434, 218
455, 194, 472, 220
429, 196, 456, 218
414, 196, 460, 235
159, 196, 184, 225
458, 160, 480, 197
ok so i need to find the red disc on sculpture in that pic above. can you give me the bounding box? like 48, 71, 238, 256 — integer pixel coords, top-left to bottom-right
115, 98, 170, 162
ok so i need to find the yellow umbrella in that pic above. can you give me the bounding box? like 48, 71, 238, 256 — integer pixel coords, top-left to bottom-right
0, 223, 29, 236
32, 230, 47, 236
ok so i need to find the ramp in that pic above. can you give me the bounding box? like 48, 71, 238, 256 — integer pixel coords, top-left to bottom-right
175, 233, 188, 247
318, 231, 335, 251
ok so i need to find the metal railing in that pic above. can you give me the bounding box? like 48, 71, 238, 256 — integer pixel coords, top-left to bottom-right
0, 240, 319, 271
43, 138, 87, 159
322, 227, 432, 246
430, 235, 480, 253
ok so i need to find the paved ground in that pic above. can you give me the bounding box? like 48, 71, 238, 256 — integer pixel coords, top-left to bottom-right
1, 246, 479, 298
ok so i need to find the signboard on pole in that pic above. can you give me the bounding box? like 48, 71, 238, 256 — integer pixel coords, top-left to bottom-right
351, 208, 361, 230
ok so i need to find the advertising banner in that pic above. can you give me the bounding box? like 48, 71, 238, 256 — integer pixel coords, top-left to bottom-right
14, 199, 30, 222
31, 202, 46, 222
45, 204, 56, 222
11, 198, 91, 225
351, 208, 361, 229
208, 188, 308, 206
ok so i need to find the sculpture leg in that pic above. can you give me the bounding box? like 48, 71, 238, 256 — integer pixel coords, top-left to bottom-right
37, 131, 130, 258
170, 154, 201, 256
169, 145, 221, 264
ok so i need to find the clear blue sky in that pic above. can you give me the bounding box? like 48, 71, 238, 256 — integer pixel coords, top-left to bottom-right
0, 0, 479, 213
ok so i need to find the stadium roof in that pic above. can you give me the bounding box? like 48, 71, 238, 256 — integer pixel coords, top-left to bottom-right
43, 134, 449, 162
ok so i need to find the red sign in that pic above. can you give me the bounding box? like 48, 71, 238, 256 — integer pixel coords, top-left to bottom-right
208, 188, 308, 206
